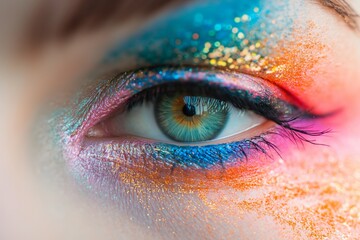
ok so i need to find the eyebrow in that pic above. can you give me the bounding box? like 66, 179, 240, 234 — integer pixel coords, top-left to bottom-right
26, 0, 358, 48
317, 0, 359, 30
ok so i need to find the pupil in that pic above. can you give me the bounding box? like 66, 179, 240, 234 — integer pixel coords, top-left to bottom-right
182, 104, 196, 117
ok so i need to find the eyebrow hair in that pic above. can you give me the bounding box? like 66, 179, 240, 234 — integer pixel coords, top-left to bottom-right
317, 0, 359, 30
26, 0, 358, 49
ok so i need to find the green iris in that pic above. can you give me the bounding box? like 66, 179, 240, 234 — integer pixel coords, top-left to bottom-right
155, 94, 230, 142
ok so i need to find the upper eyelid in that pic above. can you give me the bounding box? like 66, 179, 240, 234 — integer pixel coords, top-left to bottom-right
85, 64, 310, 110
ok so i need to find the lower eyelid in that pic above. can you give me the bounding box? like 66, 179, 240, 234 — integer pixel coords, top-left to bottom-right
79, 122, 279, 171
70, 125, 290, 194
67, 118, 328, 192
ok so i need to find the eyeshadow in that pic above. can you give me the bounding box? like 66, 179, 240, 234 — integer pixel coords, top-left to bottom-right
53, 0, 330, 194
65, 66, 322, 177
103, 0, 295, 73
98, 0, 329, 100
58, 0, 330, 144
60, 67, 308, 141
50, 1, 337, 236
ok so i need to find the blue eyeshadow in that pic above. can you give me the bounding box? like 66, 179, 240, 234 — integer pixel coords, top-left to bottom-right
150, 140, 253, 169
102, 0, 295, 72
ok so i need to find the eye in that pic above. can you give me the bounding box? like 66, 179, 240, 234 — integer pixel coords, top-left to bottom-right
88, 82, 266, 144
77, 67, 325, 170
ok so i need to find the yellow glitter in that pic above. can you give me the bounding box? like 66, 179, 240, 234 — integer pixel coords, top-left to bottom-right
217, 60, 227, 67
209, 59, 217, 65
234, 17, 241, 23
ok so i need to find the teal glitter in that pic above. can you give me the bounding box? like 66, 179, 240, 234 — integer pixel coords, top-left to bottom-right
103, 0, 294, 72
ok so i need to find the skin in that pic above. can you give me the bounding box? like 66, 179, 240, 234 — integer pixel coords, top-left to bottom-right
0, 0, 360, 239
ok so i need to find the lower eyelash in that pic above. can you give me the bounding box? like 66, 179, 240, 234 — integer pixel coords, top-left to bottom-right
152, 124, 329, 170
78, 121, 329, 173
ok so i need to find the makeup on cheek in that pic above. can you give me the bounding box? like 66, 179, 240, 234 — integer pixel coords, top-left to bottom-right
197, 150, 360, 239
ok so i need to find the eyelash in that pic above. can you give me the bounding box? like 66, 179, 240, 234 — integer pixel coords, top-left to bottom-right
124, 81, 307, 123
74, 66, 330, 171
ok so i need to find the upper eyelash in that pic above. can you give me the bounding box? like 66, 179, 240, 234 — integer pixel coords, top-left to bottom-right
122, 81, 321, 130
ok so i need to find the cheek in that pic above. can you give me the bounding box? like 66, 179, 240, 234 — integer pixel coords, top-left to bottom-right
196, 147, 360, 239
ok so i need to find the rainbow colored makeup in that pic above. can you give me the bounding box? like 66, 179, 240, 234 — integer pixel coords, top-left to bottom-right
45, 0, 358, 238
55, 0, 327, 177
50, 0, 328, 196
53, 0, 331, 185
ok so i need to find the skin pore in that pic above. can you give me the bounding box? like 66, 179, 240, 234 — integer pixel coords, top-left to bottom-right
0, 0, 360, 239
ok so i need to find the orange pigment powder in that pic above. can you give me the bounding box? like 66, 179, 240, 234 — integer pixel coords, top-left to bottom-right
197, 149, 360, 239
